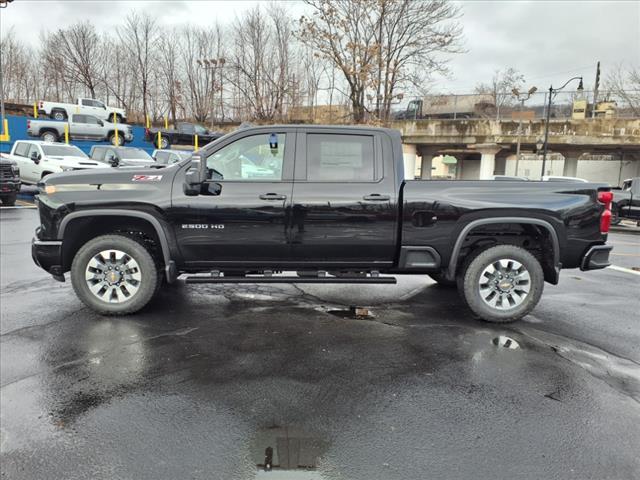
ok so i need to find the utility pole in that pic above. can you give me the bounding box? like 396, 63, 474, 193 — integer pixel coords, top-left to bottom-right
591, 61, 600, 118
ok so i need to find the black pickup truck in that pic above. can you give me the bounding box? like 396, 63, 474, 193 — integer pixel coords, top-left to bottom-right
144, 122, 223, 149
32, 125, 613, 323
611, 177, 640, 225
0, 155, 21, 206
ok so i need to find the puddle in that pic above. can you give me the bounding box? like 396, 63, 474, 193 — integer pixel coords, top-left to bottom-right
492, 335, 520, 349
251, 425, 329, 478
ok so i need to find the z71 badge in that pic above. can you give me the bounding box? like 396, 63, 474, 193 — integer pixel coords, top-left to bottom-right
132, 175, 163, 182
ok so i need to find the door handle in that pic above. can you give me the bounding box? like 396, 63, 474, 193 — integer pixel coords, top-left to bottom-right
259, 193, 287, 201
363, 194, 390, 201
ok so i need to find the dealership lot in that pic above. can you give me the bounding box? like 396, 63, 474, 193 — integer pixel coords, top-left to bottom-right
1, 207, 639, 479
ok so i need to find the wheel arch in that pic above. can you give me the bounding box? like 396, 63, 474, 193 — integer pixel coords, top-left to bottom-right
446, 217, 561, 284
59, 210, 176, 281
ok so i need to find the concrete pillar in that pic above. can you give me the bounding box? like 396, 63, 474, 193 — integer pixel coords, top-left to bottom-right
402, 143, 417, 180
417, 146, 440, 180
471, 143, 502, 179
493, 151, 510, 176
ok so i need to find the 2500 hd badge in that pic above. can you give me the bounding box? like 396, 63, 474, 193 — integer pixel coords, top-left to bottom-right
181, 224, 225, 229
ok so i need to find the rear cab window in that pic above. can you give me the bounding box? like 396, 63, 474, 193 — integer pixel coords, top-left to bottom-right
306, 134, 375, 182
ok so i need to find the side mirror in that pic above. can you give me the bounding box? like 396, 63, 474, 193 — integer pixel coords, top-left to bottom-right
31, 152, 41, 164
183, 156, 206, 196
107, 156, 119, 167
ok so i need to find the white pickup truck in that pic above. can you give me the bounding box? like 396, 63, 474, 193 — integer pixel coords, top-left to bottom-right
27, 115, 133, 146
37, 98, 127, 123
4, 140, 109, 184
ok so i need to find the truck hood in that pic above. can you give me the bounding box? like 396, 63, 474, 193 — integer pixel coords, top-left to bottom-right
39, 163, 174, 187
46, 156, 108, 169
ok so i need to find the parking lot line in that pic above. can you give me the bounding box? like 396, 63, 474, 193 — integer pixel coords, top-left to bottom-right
608, 265, 640, 276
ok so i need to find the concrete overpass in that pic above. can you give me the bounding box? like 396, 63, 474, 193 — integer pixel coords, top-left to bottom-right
395, 118, 640, 183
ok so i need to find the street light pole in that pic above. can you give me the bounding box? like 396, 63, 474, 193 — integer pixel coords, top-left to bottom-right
512, 86, 537, 177
541, 76, 584, 178
197, 58, 225, 128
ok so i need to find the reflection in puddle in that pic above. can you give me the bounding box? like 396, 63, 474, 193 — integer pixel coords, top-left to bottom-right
252, 426, 329, 479
492, 335, 520, 349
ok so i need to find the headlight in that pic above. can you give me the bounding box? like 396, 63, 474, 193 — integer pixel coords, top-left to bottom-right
11, 165, 19, 176
61, 166, 75, 172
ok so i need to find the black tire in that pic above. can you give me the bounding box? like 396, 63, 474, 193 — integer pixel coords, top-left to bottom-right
109, 132, 125, 146
40, 130, 59, 143
427, 272, 457, 288
1, 194, 17, 206
160, 136, 170, 149
51, 110, 67, 121
115, 114, 124, 124
71, 234, 159, 315
458, 244, 544, 323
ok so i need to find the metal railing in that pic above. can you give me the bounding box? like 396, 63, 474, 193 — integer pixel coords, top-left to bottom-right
393, 90, 640, 121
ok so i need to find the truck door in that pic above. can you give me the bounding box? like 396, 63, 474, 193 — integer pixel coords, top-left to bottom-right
69, 115, 90, 140
169, 128, 295, 266
11, 142, 35, 183
25, 144, 43, 182
289, 129, 398, 267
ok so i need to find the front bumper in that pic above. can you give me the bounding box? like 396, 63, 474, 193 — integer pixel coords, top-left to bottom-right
580, 244, 613, 271
0, 181, 20, 194
32, 238, 65, 281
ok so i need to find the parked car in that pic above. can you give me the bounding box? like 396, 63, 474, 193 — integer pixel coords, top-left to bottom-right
27, 115, 133, 146
144, 122, 223, 149
152, 149, 193, 165
611, 177, 640, 225
4, 141, 108, 184
32, 125, 613, 323
89, 146, 156, 167
0, 154, 21, 206
38, 98, 127, 123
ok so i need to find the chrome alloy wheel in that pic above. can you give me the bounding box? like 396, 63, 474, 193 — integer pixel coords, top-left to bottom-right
85, 249, 142, 303
478, 258, 531, 310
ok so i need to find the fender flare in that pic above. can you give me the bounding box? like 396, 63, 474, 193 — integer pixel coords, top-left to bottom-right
58, 209, 176, 281
446, 217, 561, 280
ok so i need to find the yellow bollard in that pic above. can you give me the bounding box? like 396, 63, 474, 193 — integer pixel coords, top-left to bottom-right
194, 134, 198, 152
164, 116, 168, 129
64, 123, 69, 144
146, 115, 150, 129
113, 112, 119, 145
157, 131, 162, 149
33, 103, 38, 119
0, 118, 10, 142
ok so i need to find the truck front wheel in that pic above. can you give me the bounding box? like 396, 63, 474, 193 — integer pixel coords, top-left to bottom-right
71, 234, 159, 315
1, 194, 17, 206
109, 133, 125, 146
458, 244, 544, 323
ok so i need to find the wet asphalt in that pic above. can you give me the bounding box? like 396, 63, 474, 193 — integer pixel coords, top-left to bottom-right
1, 207, 639, 480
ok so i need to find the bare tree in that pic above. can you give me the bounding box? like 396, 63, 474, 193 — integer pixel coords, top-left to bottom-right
474, 67, 525, 116
298, 0, 463, 122
606, 63, 640, 116
118, 12, 158, 122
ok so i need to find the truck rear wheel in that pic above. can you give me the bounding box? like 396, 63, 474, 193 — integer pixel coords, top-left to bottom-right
160, 136, 170, 149
458, 244, 544, 323
71, 234, 159, 315
41, 131, 59, 143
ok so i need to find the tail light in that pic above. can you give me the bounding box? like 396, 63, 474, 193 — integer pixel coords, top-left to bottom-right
38, 101, 43, 109
598, 191, 613, 234
27, 120, 31, 129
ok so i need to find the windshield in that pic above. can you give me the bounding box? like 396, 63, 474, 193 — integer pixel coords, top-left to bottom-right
194, 125, 208, 134
41, 145, 88, 157
118, 149, 153, 160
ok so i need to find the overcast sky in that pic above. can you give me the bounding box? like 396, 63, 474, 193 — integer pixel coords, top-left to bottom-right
1, 0, 638, 94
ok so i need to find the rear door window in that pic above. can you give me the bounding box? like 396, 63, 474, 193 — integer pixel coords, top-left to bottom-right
306, 134, 375, 182
92, 148, 106, 161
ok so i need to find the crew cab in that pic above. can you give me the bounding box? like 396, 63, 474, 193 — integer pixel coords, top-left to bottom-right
32, 126, 613, 323
27, 115, 133, 146
89, 146, 156, 167
38, 98, 127, 123
611, 177, 640, 225
5, 141, 108, 184
0, 155, 21, 206
144, 122, 223, 149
